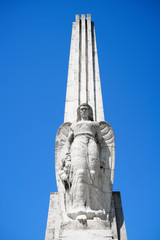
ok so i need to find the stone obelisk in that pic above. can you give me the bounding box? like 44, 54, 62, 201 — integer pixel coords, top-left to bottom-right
64, 14, 104, 123
45, 14, 127, 240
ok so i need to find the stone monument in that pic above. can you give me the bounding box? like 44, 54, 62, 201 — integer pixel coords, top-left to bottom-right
45, 14, 127, 240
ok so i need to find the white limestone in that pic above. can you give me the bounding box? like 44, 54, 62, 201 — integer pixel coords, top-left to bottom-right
45, 192, 126, 240
56, 104, 115, 222
45, 14, 127, 240
64, 14, 104, 122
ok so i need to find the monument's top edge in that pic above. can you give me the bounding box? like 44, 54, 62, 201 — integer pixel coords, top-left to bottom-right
75, 14, 91, 22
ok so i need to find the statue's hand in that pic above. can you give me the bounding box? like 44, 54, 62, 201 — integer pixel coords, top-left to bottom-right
59, 154, 71, 181
65, 153, 71, 162
60, 172, 68, 181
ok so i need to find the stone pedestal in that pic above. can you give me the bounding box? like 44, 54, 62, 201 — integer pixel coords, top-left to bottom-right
45, 192, 127, 240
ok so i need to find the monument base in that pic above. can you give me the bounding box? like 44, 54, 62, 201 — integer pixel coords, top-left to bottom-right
45, 192, 127, 240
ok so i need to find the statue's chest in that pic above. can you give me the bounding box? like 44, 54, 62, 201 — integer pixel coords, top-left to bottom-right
73, 122, 96, 135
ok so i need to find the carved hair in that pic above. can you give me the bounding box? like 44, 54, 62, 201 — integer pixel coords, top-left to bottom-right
77, 103, 94, 122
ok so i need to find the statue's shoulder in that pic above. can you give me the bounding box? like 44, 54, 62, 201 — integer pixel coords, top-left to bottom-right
92, 121, 101, 128
70, 121, 77, 128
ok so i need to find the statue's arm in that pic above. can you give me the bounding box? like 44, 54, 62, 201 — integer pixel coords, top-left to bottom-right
64, 127, 74, 158
95, 124, 102, 144
96, 123, 106, 168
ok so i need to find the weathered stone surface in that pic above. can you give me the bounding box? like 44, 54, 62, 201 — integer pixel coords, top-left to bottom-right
112, 192, 127, 240
45, 191, 127, 240
55, 104, 115, 222
60, 219, 110, 230
45, 14, 127, 240
59, 229, 113, 240
64, 14, 104, 122
45, 193, 59, 240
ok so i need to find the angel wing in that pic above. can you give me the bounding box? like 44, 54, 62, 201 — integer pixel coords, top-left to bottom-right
55, 122, 72, 219
99, 121, 115, 189
55, 122, 72, 189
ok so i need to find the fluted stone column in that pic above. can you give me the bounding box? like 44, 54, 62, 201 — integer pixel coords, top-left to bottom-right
64, 14, 104, 122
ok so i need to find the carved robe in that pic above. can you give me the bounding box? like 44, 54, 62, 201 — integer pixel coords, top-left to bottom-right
56, 120, 115, 220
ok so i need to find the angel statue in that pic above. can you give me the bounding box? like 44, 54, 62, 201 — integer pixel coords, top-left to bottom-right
55, 103, 115, 222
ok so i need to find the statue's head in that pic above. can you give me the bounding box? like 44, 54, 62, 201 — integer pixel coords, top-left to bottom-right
77, 103, 94, 122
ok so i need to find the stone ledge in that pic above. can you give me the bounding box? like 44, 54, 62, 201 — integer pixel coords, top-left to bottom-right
60, 219, 110, 230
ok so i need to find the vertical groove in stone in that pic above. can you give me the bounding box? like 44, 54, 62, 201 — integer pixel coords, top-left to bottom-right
87, 16, 96, 120
73, 15, 80, 121
85, 18, 88, 104
91, 21, 97, 121
80, 14, 87, 103
78, 18, 81, 106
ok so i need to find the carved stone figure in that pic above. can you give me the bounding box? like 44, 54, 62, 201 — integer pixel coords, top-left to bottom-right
55, 103, 115, 222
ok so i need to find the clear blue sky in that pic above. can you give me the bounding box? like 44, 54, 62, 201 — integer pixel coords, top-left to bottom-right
0, 0, 160, 239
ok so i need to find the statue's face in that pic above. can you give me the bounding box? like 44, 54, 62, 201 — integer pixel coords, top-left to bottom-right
80, 106, 89, 120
